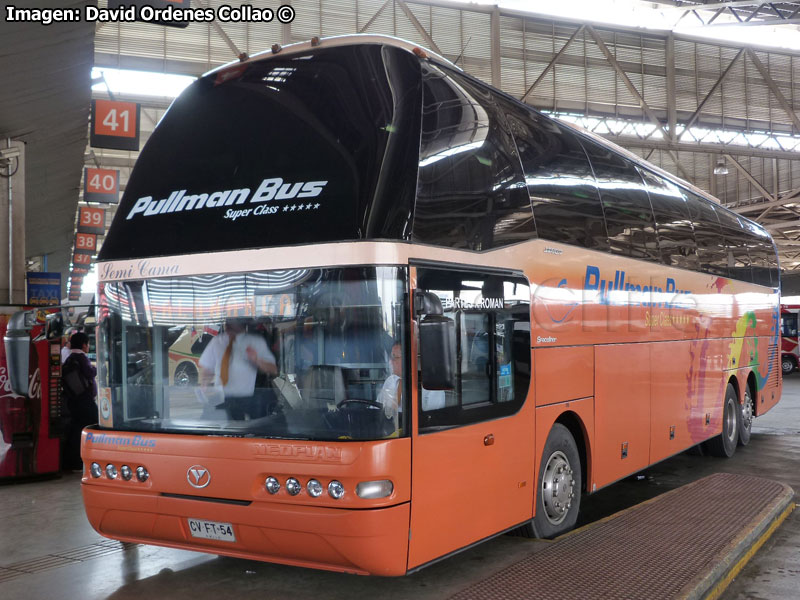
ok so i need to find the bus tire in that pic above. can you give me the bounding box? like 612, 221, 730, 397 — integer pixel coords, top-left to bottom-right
781, 355, 795, 375
706, 383, 739, 458
738, 385, 754, 447
521, 423, 582, 539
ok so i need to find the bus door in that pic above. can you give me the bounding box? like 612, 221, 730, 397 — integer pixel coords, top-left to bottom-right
408, 265, 534, 569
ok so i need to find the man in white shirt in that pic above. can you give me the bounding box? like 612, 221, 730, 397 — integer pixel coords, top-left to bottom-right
376, 343, 445, 430
199, 318, 278, 420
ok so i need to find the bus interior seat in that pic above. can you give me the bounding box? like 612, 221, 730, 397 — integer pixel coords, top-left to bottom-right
300, 365, 347, 410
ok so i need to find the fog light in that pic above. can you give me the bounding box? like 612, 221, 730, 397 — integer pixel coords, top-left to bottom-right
286, 477, 302, 496
136, 466, 149, 482
328, 480, 344, 499
265, 476, 280, 494
90, 462, 102, 478
105, 464, 118, 479
356, 480, 394, 499
120, 465, 133, 481
307, 479, 323, 498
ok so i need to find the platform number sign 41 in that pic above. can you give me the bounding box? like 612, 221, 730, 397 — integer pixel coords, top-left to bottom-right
91, 100, 140, 151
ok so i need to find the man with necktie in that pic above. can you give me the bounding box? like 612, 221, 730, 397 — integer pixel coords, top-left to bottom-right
198, 317, 278, 420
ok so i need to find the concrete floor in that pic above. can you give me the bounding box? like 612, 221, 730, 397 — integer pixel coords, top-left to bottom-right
1, 379, 798, 600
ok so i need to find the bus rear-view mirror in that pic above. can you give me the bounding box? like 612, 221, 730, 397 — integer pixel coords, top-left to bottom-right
419, 315, 456, 390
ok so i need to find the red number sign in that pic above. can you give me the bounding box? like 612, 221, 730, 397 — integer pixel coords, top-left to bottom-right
75, 233, 97, 254
78, 206, 106, 234
73, 252, 92, 265
84, 168, 119, 204
94, 100, 138, 138
90, 100, 140, 151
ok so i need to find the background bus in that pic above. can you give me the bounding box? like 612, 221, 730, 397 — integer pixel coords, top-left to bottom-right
5, 34, 780, 575
781, 304, 799, 374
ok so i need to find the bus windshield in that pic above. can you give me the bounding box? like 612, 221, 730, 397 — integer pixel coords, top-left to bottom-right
96, 266, 408, 441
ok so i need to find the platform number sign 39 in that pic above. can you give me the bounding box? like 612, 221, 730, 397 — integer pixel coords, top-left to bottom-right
84, 168, 119, 204
78, 206, 106, 234
91, 100, 140, 151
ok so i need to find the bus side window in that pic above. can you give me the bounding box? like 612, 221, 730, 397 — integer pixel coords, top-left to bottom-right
638, 168, 700, 271
579, 138, 661, 263
412, 65, 535, 251
767, 240, 780, 288
716, 209, 754, 284
507, 107, 609, 251
741, 221, 775, 287
682, 191, 730, 278
416, 268, 531, 431
783, 314, 798, 337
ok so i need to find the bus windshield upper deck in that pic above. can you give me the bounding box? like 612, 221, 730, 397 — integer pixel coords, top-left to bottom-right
98, 44, 423, 261
97, 266, 407, 440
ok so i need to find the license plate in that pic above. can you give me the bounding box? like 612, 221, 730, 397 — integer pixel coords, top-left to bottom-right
187, 518, 236, 542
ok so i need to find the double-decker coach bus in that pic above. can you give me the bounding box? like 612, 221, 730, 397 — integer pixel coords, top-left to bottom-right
11, 35, 780, 575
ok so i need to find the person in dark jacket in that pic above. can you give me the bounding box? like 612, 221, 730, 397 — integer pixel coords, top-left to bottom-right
62, 332, 97, 471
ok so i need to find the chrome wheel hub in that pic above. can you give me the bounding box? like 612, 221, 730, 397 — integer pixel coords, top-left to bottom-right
541, 450, 575, 525
742, 390, 754, 431
725, 399, 737, 444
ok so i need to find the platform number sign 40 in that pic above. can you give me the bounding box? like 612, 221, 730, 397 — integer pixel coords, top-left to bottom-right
84, 168, 119, 204
91, 100, 140, 151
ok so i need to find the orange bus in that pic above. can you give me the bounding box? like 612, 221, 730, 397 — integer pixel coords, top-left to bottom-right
9, 35, 780, 575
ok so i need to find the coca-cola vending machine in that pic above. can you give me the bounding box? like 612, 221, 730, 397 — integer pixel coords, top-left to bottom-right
1, 307, 63, 479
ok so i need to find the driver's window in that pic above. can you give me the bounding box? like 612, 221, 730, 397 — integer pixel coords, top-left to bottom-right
782, 314, 798, 338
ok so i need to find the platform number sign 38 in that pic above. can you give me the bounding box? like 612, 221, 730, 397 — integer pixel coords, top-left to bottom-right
91, 100, 140, 151
75, 233, 97, 255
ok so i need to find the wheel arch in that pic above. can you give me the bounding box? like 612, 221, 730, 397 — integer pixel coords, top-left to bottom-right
727, 373, 741, 403
746, 369, 758, 416
554, 411, 590, 493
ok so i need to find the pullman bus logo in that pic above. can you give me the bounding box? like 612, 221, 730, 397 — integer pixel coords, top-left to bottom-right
187, 465, 211, 488
126, 177, 328, 220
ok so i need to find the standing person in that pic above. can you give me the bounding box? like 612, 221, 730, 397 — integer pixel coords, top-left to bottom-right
199, 318, 278, 420
61, 332, 97, 471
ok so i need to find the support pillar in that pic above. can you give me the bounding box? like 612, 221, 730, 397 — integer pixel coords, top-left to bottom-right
0, 139, 26, 304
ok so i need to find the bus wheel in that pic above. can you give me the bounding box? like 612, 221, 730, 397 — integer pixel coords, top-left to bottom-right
738, 386, 754, 447
706, 383, 739, 458
174, 363, 198, 387
525, 423, 582, 539
781, 356, 795, 375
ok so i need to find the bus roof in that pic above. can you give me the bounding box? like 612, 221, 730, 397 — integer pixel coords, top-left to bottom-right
205, 33, 459, 79
206, 34, 769, 244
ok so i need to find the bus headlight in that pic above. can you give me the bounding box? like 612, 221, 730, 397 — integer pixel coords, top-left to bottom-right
105, 464, 118, 479
90, 462, 102, 478
120, 465, 133, 481
136, 466, 149, 482
307, 479, 323, 497
328, 480, 345, 499
265, 476, 280, 494
356, 480, 394, 499
286, 477, 302, 496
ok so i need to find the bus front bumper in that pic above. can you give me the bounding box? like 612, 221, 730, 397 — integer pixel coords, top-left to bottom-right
82, 484, 410, 576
